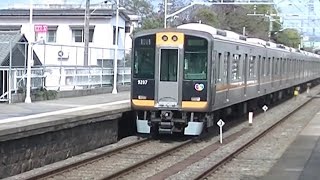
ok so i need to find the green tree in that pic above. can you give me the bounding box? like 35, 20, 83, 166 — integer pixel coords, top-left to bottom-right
121, 0, 154, 18
190, 6, 220, 27
209, 4, 281, 40
274, 29, 301, 48
124, 1, 291, 45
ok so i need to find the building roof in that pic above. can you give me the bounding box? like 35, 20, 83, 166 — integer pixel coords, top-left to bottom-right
0, 8, 130, 21
0, 31, 21, 64
0, 31, 41, 67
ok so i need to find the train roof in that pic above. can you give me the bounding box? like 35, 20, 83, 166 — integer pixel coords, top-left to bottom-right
177, 23, 320, 58
177, 23, 254, 45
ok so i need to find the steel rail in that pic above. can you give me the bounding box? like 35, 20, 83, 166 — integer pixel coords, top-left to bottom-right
193, 95, 315, 180
100, 138, 195, 180
25, 138, 150, 180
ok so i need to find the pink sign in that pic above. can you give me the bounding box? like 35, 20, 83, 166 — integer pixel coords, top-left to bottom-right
34, 24, 48, 33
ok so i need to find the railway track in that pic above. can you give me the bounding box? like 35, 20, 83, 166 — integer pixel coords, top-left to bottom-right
16, 87, 320, 180
193, 94, 316, 180
24, 136, 196, 180
24, 138, 149, 179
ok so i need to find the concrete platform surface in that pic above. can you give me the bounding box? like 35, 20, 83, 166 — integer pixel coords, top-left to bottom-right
0, 91, 130, 121
261, 109, 320, 180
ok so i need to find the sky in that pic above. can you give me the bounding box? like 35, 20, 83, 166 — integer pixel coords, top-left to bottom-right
1, 0, 319, 36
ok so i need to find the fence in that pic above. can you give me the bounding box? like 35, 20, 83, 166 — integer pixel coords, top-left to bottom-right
0, 42, 132, 103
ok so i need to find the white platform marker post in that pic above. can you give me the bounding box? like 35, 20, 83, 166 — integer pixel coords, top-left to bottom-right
248, 112, 253, 126
262, 105, 268, 113
307, 83, 311, 94
217, 119, 225, 144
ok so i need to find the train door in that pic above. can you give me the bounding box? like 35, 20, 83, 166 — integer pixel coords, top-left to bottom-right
156, 48, 180, 107
244, 54, 248, 95
257, 55, 261, 92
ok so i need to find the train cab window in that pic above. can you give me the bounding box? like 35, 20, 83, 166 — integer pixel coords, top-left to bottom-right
133, 35, 155, 79
160, 49, 178, 81
183, 36, 208, 80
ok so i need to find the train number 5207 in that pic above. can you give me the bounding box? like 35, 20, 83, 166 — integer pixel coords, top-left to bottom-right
137, 80, 148, 85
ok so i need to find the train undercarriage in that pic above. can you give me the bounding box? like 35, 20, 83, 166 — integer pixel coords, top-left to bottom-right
136, 110, 214, 136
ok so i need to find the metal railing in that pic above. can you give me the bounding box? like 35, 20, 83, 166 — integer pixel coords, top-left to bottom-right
0, 41, 132, 103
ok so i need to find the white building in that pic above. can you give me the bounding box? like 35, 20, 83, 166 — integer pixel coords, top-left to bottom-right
0, 3, 139, 67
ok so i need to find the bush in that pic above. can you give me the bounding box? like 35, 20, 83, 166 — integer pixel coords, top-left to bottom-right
33, 88, 58, 101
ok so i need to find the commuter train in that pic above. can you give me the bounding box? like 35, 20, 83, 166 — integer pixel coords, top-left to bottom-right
130, 23, 320, 136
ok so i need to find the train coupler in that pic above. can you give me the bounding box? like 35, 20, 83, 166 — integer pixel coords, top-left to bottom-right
158, 121, 174, 134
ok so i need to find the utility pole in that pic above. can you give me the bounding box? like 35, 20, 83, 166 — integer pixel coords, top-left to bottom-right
25, 0, 33, 103
164, 0, 168, 28
84, 0, 90, 66
112, 0, 120, 94
268, 7, 273, 41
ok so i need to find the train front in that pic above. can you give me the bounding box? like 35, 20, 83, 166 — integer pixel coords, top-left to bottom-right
131, 29, 212, 136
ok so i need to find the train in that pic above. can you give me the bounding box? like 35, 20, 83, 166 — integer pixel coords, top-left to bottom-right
130, 23, 320, 136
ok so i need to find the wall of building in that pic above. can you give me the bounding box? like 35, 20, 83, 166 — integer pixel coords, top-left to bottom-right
0, 14, 128, 66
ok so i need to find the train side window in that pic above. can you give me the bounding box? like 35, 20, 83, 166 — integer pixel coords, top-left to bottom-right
217, 52, 222, 82
280, 58, 283, 76
288, 59, 291, 75
275, 58, 279, 75
249, 55, 256, 78
292, 59, 294, 74
287, 59, 289, 75
272, 57, 275, 76
300, 60, 303, 78
283, 58, 287, 75
261, 57, 266, 76
223, 52, 230, 84
278, 58, 281, 75
267, 57, 271, 76
280, 58, 282, 75
293, 59, 297, 77
232, 54, 241, 81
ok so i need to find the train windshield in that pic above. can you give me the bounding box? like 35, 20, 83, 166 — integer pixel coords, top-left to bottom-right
133, 35, 155, 79
184, 36, 208, 80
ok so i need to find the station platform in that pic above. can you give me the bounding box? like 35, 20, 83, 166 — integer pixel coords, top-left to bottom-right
261, 107, 320, 180
0, 91, 130, 121
0, 91, 132, 179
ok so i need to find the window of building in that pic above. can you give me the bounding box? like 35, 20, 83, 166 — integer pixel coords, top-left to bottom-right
125, 26, 130, 33
72, 28, 94, 43
0, 25, 22, 31
35, 28, 57, 43
47, 30, 57, 42
113, 26, 123, 45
